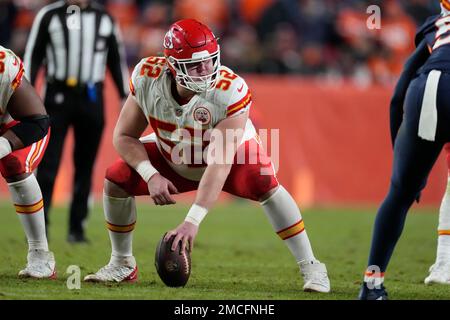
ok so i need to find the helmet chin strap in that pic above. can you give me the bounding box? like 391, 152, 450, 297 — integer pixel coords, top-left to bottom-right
175, 75, 202, 93
176, 74, 214, 93
173, 64, 220, 93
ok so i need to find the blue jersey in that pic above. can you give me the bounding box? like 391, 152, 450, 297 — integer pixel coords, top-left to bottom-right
415, 14, 450, 73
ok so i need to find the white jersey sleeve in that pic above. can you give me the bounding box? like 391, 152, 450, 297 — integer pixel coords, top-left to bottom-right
214, 66, 252, 120
129, 56, 166, 122
0, 47, 25, 114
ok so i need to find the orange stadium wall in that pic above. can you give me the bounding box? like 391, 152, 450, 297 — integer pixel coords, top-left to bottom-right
0, 74, 446, 207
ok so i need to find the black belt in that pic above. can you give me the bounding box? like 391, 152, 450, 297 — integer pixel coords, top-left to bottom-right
46, 79, 103, 103
46, 79, 103, 91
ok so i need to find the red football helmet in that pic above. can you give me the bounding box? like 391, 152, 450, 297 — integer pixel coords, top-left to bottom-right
163, 19, 220, 93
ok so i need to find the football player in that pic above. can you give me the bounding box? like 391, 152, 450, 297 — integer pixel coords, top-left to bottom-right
359, 1, 450, 299
84, 19, 331, 293
0, 46, 54, 278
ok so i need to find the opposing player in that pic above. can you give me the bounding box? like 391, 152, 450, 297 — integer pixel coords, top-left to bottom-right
425, 143, 450, 284
0, 46, 54, 278
359, 1, 450, 299
84, 19, 330, 292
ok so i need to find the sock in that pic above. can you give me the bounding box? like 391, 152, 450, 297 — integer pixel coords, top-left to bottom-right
436, 176, 450, 264
260, 185, 316, 264
8, 174, 48, 251
103, 193, 136, 265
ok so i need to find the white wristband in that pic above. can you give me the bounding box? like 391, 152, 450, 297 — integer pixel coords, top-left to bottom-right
0, 136, 12, 159
184, 204, 208, 226
135, 160, 158, 182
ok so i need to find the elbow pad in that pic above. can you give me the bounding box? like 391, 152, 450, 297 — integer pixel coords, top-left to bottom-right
11, 114, 50, 147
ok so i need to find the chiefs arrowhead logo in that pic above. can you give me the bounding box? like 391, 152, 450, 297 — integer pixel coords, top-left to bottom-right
193, 107, 211, 125
163, 30, 174, 49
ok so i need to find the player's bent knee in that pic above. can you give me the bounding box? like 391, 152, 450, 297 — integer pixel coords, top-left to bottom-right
391, 175, 427, 195
105, 161, 133, 194
389, 178, 425, 203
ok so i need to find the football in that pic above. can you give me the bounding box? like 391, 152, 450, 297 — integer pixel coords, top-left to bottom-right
154, 233, 191, 287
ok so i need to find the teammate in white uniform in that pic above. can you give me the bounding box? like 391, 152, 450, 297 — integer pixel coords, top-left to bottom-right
84, 19, 330, 293
0, 46, 55, 278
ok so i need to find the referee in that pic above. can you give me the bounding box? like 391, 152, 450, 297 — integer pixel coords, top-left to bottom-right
24, 0, 129, 243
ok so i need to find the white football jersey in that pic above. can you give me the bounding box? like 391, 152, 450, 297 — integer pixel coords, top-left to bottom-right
0, 45, 25, 125
130, 56, 257, 181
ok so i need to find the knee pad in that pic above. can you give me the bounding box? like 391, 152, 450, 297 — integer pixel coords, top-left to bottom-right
11, 115, 50, 147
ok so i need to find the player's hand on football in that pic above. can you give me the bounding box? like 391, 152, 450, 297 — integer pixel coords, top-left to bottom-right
164, 221, 198, 254
148, 173, 179, 205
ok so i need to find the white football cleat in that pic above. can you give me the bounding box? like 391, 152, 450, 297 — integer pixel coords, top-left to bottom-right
300, 260, 331, 293
18, 249, 56, 279
84, 256, 138, 283
424, 262, 450, 285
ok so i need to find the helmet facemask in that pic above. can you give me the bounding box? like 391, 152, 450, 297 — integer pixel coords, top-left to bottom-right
167, 48, 221, 93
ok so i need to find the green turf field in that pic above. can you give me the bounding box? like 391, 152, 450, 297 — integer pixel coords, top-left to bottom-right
0, 200, 449, 300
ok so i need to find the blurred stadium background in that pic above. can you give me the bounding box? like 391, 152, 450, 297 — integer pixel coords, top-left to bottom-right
0, 0, 445, 207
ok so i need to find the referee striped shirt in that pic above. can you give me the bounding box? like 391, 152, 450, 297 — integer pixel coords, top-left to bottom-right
24, 0, 128, 97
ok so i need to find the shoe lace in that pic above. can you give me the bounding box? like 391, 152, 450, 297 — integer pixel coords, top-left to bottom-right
301, 268, 328, 284
98, 264, 133, 282
26, 251, 54, 272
